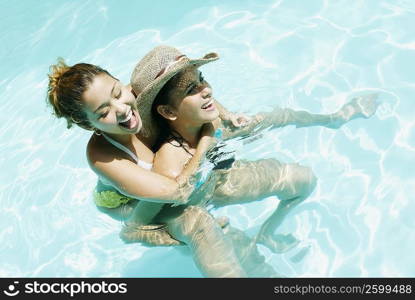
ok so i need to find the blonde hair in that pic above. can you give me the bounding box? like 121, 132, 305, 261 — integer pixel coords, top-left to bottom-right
47, 58, 112, 130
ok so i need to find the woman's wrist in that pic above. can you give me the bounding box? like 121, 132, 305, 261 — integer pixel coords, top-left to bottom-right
219, 111, 231, 122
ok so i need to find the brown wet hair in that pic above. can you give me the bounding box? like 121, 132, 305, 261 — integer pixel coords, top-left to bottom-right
47, 58, 113, 130
151, 74, 177, 151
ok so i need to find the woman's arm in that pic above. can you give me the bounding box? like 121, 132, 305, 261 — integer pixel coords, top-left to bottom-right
126, 124, 216, 225
263, 93, 378, 129
91, 157, 191, 205
214, 98, 251, 128
89, 126, 215, 206
220, 93, 379, 140
152, 123, 215, 180
176, 123, 216, 184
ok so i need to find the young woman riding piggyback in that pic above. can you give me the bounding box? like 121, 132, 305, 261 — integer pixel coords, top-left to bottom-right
47, 55, 255, 277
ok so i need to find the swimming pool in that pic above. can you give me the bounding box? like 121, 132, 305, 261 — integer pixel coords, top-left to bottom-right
1, 0, 414, 277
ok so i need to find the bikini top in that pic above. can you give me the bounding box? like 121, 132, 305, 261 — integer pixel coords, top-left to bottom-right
102, 133, 153, 170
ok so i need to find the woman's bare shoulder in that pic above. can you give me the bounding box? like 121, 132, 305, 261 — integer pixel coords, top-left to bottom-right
156, 140, 189, 161
86, 134, 122, 170
153, 140, 191, 178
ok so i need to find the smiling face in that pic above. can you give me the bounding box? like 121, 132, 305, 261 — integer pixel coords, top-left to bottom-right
159, 66, 219, 126
82, 73, 142, 135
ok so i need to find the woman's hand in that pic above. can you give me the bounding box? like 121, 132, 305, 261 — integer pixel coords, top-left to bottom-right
223, 112, 252, 128
214, 98, 251, 128
171, 122, 219, 202
170, 186, 193, 206
329, 93, 379, 129
228, 113, 252, 128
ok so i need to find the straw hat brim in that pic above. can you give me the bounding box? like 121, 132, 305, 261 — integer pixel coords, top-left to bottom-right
136, 53, 219, 142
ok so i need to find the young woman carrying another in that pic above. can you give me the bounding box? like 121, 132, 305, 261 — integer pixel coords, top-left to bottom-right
125, 45, 379, 253
47, 58, 250, 277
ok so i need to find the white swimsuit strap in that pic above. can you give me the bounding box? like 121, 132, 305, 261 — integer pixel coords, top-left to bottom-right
138, 159, 153, 170
102, 133, 139, 163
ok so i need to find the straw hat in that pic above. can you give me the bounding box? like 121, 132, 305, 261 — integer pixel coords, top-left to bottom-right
131, 45, 219, 139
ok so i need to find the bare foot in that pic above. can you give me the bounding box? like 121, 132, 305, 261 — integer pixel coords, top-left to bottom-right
256, 233, 300, 254
329, 93, 379, 128
223, 226, 282, 277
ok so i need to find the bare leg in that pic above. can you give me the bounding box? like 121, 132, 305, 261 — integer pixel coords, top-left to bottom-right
222, 224, 281, 277
255, 163, 316, 252
158, 205, 247, 278
211, 159, 317, 253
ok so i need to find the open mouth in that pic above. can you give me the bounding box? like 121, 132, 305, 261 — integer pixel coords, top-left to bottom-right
118, 110, 139, 130
201, 99, 214, 110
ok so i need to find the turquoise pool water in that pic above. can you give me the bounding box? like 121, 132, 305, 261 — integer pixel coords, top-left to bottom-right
1, 0, 414, 277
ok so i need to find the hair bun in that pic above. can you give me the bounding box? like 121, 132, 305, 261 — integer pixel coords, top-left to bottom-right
47, 58, 70, 118
48, 58, 69, 93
